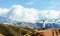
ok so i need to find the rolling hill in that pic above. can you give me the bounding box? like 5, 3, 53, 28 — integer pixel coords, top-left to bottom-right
0, 24, 33, 36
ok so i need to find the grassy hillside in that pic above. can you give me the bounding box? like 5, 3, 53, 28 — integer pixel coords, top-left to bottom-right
0, 24, 33, 36
0, 24, 60, 36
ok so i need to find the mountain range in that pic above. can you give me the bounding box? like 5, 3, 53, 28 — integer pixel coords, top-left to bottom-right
0, 16, 60, 29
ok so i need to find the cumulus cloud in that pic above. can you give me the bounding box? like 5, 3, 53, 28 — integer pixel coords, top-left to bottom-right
39, 10, 59, 19
0, 5, 60, 23
9, 5, 39, 23
39, 10, 60, 22
0, 8, 9, 14
0, 8, 9, 17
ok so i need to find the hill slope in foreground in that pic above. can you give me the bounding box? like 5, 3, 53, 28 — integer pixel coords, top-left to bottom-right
0, 24, 60, 36
0, 24, 33, 36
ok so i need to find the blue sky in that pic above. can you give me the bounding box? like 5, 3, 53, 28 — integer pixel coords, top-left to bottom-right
0, 0, 60, 10
0, 0, 60, 23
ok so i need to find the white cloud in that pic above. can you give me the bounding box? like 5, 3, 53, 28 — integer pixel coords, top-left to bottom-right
39, 10, 60, 23
0, 5, 60, 23
0, 8, 9, 16
39, 10, 60, 19
9, 5, 39, 23
23, 8, 39, 22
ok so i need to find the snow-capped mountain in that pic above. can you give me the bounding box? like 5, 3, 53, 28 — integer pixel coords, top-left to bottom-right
20, 22, 38, 29
0, 16, 19, 25
0, 16, 60, 29
37, 23, 60, 29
